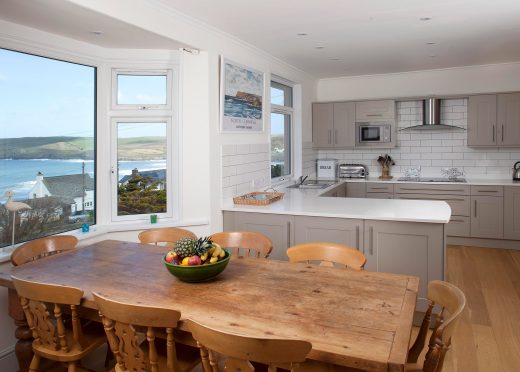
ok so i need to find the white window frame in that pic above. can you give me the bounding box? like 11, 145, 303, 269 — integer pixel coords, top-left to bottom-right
110, 117, 174, 222
270, 77, 294, 183
111, 69, 173, 111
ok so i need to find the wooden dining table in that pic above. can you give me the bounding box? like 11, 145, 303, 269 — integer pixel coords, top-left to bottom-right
0, 239, 419, 372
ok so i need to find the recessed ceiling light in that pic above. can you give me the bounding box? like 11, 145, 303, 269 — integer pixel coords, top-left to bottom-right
89, 31, 104, 36
426, 42, 436, 45
297, 32, 308, 36
330, 57, 341, 61
429, 55, 436, 58
419, 17, 432, 21
315, 46, 325, 50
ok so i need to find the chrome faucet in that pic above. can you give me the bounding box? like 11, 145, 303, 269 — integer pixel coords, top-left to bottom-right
299, 175, 309, 185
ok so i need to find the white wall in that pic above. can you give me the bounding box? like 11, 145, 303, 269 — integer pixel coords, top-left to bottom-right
318, 62, 520, 102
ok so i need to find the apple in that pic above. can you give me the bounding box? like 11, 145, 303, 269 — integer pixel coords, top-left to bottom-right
188, 255, 202, 266
165, 251, 177, 263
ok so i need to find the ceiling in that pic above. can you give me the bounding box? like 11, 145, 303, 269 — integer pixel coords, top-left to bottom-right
160, 0, 520, 78
1, 0, 520, 78
0, 0, 185, 50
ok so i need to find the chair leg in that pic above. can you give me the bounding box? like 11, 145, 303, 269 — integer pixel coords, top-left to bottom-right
28, 354, 40, 372
67, 361, 77, 372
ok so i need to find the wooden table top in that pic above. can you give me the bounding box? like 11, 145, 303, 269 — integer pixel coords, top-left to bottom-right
4, 240, 419, 372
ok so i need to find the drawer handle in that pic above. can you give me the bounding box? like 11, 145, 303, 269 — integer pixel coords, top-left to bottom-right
369, 226, 374, 255
451, 219, 466, 223
335, 129, 338, 144
398, 188, 464, 192
356, 226, 360, 251
366, 114, 383, 117
287, 221, 291, 246
502, 125, 504, 142
474, 200, 477, 217
493, 125, 495, 142
477, 190, 498, 193
398, 196, 465, 202
369, 187, 390, 190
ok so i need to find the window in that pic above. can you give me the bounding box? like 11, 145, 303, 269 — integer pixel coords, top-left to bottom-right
270, 80, 293, 179
0, 48, 96, 248
111, 68, 174, 221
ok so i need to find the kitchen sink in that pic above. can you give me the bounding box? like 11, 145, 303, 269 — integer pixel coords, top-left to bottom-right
287, 180, 335, 189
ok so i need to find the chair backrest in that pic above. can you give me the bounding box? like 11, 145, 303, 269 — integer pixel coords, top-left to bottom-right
187, 319, 312, 372
11, 276, 85, 353
11, 235, 78, 266
93, 291, 182, 372
407, 280, 466, 372
286, 243, 366, 270
210, 232, 273, 258
138, 227, 197, 247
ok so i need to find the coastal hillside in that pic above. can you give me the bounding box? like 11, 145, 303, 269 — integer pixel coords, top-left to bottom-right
0, 136, 165, 160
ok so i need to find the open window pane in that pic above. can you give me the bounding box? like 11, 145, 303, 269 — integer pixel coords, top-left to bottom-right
116, 122, 167, 216
271, 112, 291, 178
117, 74, 167, 105
271, 81, 293, 107
0, 48, 96, 248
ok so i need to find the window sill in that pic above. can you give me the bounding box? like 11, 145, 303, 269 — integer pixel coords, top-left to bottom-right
0, 218, 209, 262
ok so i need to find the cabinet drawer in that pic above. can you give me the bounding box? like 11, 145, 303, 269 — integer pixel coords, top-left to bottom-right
355, 100, 395, 120
366, 192, 393, 199
394, 183, 470, 195
366, 183, 394, 193
471, 185, 503, 196
447, 216, 470, 237
395, 194, 470, 216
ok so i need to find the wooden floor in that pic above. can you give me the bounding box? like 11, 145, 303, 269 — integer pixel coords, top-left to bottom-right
440, 245, 520, 372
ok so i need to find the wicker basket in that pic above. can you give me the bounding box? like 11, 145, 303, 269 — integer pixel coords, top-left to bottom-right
233, 192, 284, 206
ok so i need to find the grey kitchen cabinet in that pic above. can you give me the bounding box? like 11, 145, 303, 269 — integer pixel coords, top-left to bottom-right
504, 186, 520, 240
294, 216, 363, 251
346, 182, 366, 198
312, 102, 355, 148
468, 94, 497, 146
223, 211, 294, 261
312, 103, 334, 148
470, 195, 504, 239
321, 183, 346, 197
366, 192, 393, 199
498, 93, 520, 146
364, 220, 444, 311
355, 100, 395, 121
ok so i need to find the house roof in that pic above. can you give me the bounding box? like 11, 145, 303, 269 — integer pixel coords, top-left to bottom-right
119, 169, 166, 184
43, 174, 94, 199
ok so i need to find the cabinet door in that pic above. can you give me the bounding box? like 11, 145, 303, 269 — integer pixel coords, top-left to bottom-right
498, 93, 520, 146
470, 196, 503, 239
468, 94, 497, 146
294, 216, 363, 251
312, 103, 334, 148
346, 182, 366, 198
333, 102, 356, 147
364, 220, 444, 311
224, 212, 294, 261
355, 100, 395, 121
504, 187, 520, 240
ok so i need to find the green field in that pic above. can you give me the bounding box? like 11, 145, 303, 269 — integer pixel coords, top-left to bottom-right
0, 136, 166, 160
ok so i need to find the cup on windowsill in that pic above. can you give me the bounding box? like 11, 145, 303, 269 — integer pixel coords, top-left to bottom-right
81, 223, 90, 233
150, 214, 158, 224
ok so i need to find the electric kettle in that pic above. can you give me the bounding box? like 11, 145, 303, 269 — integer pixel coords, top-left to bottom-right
514, 161, 520, 181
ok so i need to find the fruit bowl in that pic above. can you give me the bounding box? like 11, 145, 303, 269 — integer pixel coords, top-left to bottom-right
163, 249, 231, 283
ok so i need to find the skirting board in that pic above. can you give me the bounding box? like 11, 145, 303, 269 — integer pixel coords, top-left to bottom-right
0, 345, 14, 359
0, 351, 17, 372
448, 237, 520, 250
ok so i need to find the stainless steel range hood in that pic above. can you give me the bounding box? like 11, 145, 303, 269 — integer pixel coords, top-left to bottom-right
400, 97, 465, 131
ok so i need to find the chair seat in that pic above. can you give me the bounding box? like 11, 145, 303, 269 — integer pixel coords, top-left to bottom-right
33, 320, 106, 362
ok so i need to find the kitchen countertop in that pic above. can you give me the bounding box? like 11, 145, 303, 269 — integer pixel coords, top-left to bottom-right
222, 185, 451, 224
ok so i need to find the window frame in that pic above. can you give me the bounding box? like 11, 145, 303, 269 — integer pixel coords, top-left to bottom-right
111, 69, 172, 111
110, 117, 174, 222
270, 77, 294, 183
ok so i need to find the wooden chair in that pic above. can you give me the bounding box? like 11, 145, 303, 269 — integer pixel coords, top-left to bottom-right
187, 319, 312, 372
93, 291, 200, 372
11, 235, 78, 266
11, 276, 106, 372
210, 231, 273, 258
406, 280, 466, 372
138, 227, 197, 247
286, 242, 366, 270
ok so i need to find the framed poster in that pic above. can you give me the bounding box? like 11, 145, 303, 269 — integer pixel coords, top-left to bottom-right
220, 57, 264, 132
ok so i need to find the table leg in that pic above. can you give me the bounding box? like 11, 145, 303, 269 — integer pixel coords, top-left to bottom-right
8, 288, 33, 372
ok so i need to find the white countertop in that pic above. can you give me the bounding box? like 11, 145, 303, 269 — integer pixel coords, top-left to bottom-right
222, 186, 452, 224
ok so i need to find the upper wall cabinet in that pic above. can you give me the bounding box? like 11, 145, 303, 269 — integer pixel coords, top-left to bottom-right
468, 93, 520, 147
312, 102, 355, 148
355, 100, 395, 121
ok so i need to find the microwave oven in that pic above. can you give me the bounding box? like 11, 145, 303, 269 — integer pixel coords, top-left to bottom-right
355, 122, 392, 145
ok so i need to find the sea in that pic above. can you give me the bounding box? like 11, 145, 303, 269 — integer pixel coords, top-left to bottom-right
0, 159, 166, 201
224, 96, 262, 119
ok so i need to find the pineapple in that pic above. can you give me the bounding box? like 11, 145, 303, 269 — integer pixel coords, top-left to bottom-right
193, 236, 214, 256
174, 237, 195, 259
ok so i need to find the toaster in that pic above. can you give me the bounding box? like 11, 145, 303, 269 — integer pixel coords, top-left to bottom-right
339, 164, 369, 179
